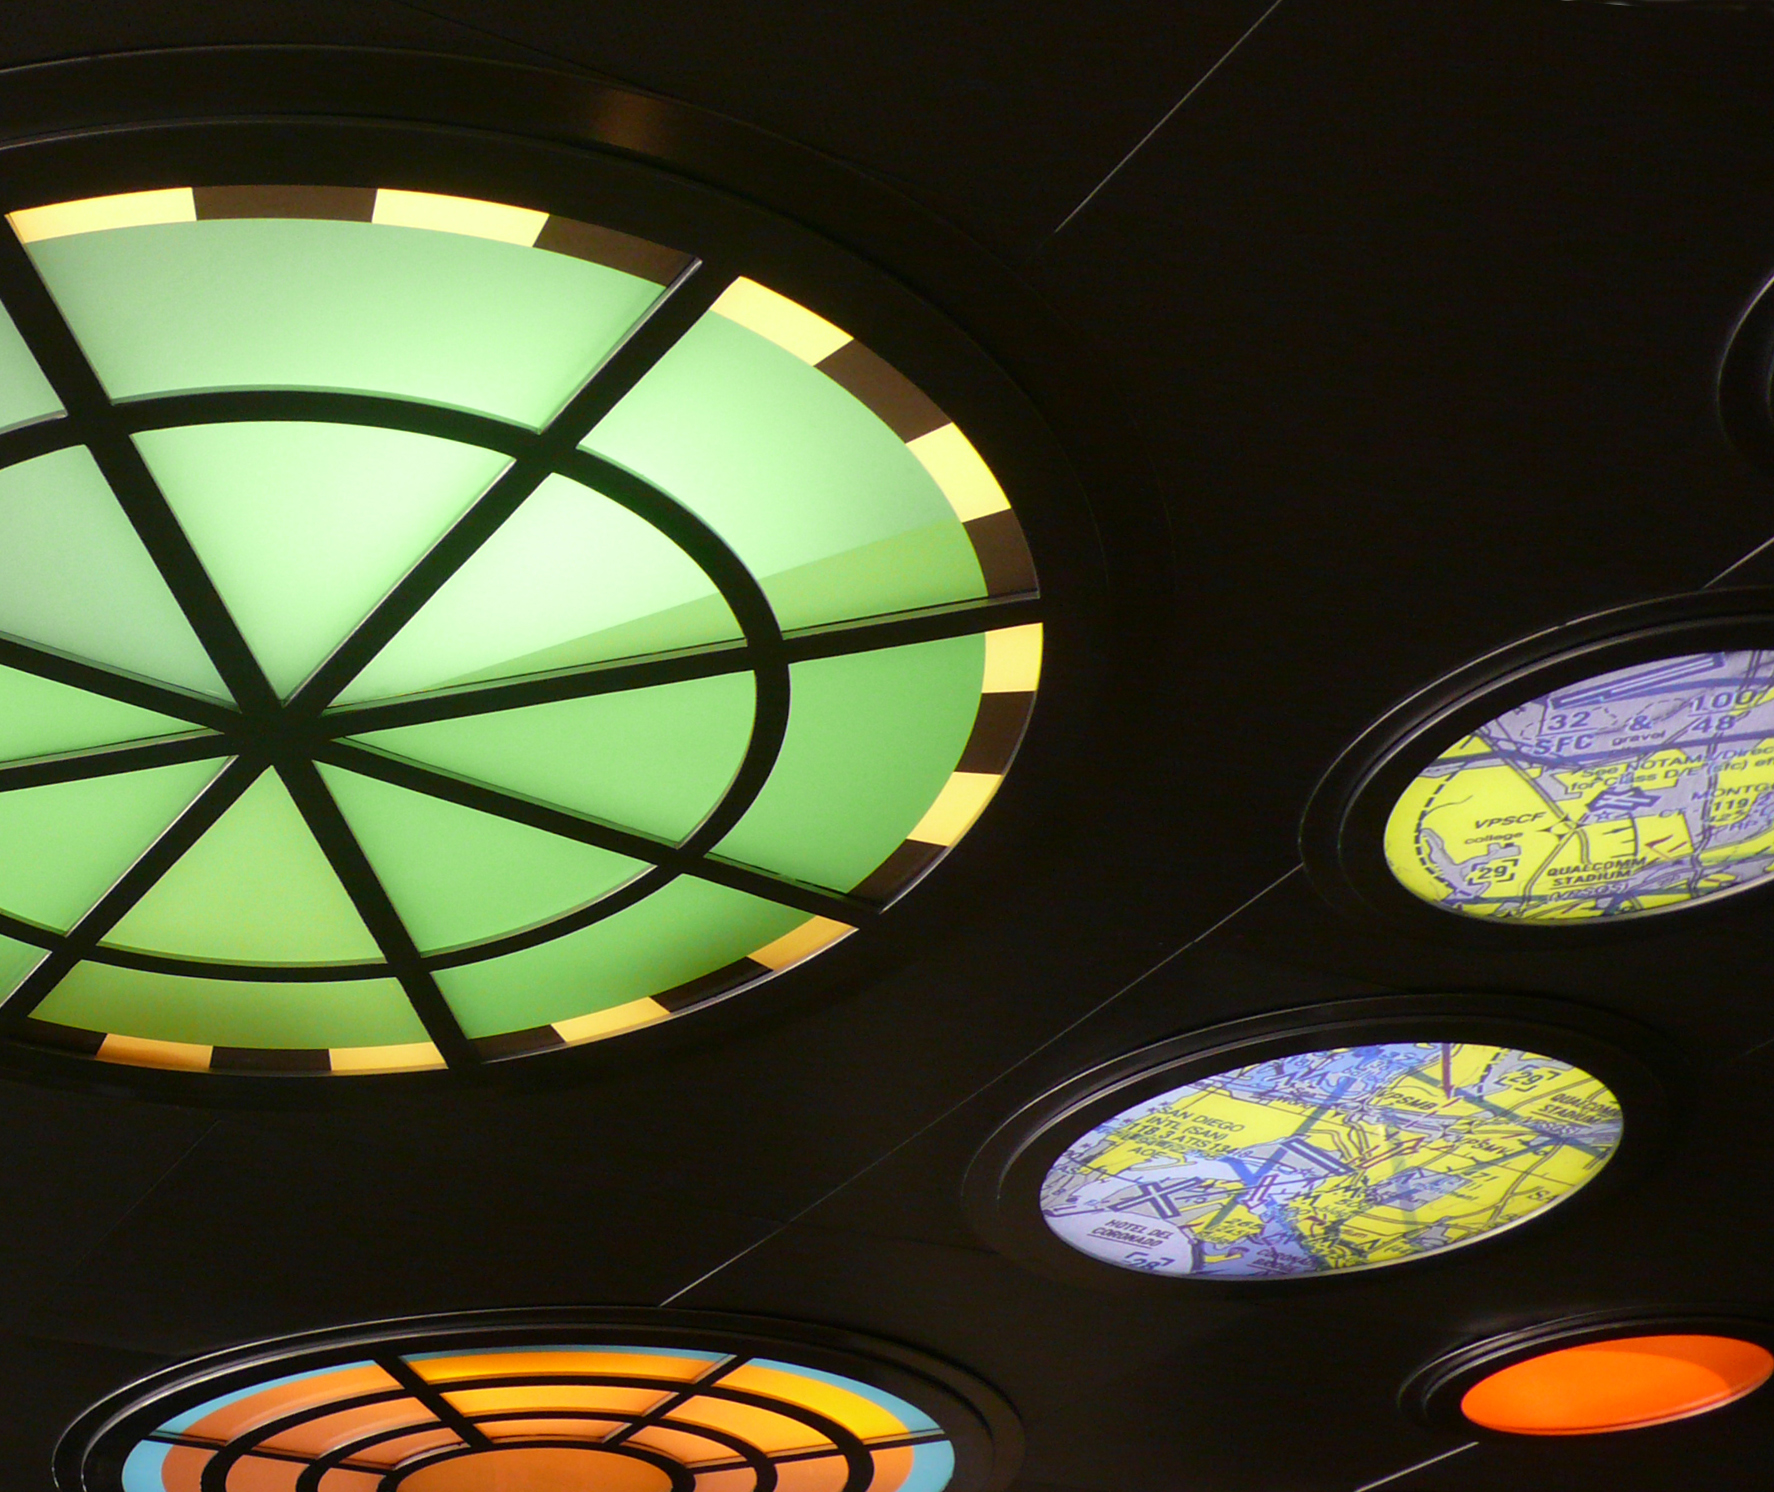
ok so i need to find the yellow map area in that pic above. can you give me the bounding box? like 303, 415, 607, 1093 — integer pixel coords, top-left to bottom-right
1074, 1045, 1618, 1271
1385, 730, 1774, 920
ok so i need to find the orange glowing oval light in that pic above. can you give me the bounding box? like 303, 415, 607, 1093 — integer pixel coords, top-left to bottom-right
1461, 1334, 1774, 1435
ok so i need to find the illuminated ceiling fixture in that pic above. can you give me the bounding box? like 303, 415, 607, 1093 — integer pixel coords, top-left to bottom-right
1036, 1041, 1620, 1279
1460, 1335, 1773, 1435
1385, 651, 1774, 923
0, 185, 1040, 1077
55, 1312, 1016, 1492
968, 1021, 1639, 1285
1406, 1318, 1774, 1438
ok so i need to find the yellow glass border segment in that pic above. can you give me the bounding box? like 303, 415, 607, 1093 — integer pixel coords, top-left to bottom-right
10, 188, 197, 242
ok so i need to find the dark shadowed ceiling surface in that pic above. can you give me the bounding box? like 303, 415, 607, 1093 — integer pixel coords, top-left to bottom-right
3, 2, 1774, 1489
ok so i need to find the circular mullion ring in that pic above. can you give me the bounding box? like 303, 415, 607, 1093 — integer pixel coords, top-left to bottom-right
964, 995, 1669, 1296
1300, 589, 1774, 944
356, 1370, 875, 1492
197, 1388, 418, 1492
294, 1418, 463, 1492
467, 1408, 778, 1488
380, 1435, 694, 1492
1402, 1310, 1774, 1437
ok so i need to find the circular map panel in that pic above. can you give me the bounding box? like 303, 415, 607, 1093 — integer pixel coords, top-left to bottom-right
1039, 1041, 1623, 1280
1386, 651, 1774, 922
0, 185, 1041, 1077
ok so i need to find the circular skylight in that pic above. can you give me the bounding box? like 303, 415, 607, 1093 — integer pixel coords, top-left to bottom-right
1459, 1334, 1774, 1436
1386, 651, 1774, 922
0, 185, 1040, 1076
1039, 1041, 1622, 1279
64, 1321, 992, 1492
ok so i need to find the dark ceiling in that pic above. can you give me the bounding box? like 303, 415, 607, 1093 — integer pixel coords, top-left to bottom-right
7, 2, 1774, 1489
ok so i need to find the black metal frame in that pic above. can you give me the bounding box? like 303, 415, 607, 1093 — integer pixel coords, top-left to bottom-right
1300, 588, 1774, 945
0, 48, 1100, 1088
1401, 1309, 1774, 1437
53, 1308, 1021, 1492
962, 995, 1668, 1298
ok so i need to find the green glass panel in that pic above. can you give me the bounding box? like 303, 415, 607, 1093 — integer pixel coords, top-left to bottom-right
341, 474, 734, 703
754, 520, 984, 634
0, 933, 45, 998
35, 965, 424, 1048
319, 764, 645, 953
0, 447, 225, 695
136, 423, 509, 697
434, 878, 805, 1036
103, 771, 382, 963
0, 306, 60, 430
0, 757, 224, 929
0, 665, 194, 763
32, 218, 660, 425
715, 635, 985, 889
352, 673, 754, 841
585, 312, 985, 623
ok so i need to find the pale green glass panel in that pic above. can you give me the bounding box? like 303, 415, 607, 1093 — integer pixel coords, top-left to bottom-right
35, 965, 424, 1048
352, 673, 754, 841
0, 665, 194, 764
32, 219, 660, 425
136, 423, 509, 697
0, 758, 224, 929
0, 447, 225, 695
716, 636, 985, 889
319, 763, 645, 952
754, 520, 983, 634
340, 474, 733, 704
434, 878, 805, 1036
0, 306, 60, 430
0, 933, 44, 998
585, 313, 985, 623
104, 771, 382, 963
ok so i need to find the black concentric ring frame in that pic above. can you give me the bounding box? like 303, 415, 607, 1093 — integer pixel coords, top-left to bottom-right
1401, 1309, 1774, 1437
53, 1308, 1022, 1492
962, 994, 1668, 1297
0, 56, 1070, 1087
1300, 587, 1774, 947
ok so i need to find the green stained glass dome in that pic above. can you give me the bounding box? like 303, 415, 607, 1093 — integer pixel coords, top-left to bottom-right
0, 185, 1040, 1077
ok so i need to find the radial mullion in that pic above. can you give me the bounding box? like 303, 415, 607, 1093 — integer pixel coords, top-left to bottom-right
315, 742, 877, 925
0, 733, 230, 794
603, 1357, 745, 1449
318, 594, 1041, 738
375, 1357, 492, 1450
0, 632, 239, 731
274, 759, 477, 1068
0, 755, 261, 1027
290, 260, 736, 716
320, 640, 756, 736
0, 228, 279, 715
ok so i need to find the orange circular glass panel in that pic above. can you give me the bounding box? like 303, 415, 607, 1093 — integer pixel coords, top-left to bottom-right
403, 1446, 675, 1492
1461, 1334, 1774, 1435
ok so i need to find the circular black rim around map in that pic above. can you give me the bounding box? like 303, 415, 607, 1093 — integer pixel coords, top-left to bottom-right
1301, 589, 1774, 945
53, 1307, 1023, 1492
962, 995, 1668, 1296
1402, 1310, 1774, 1436
0, 45, 1130, 1099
